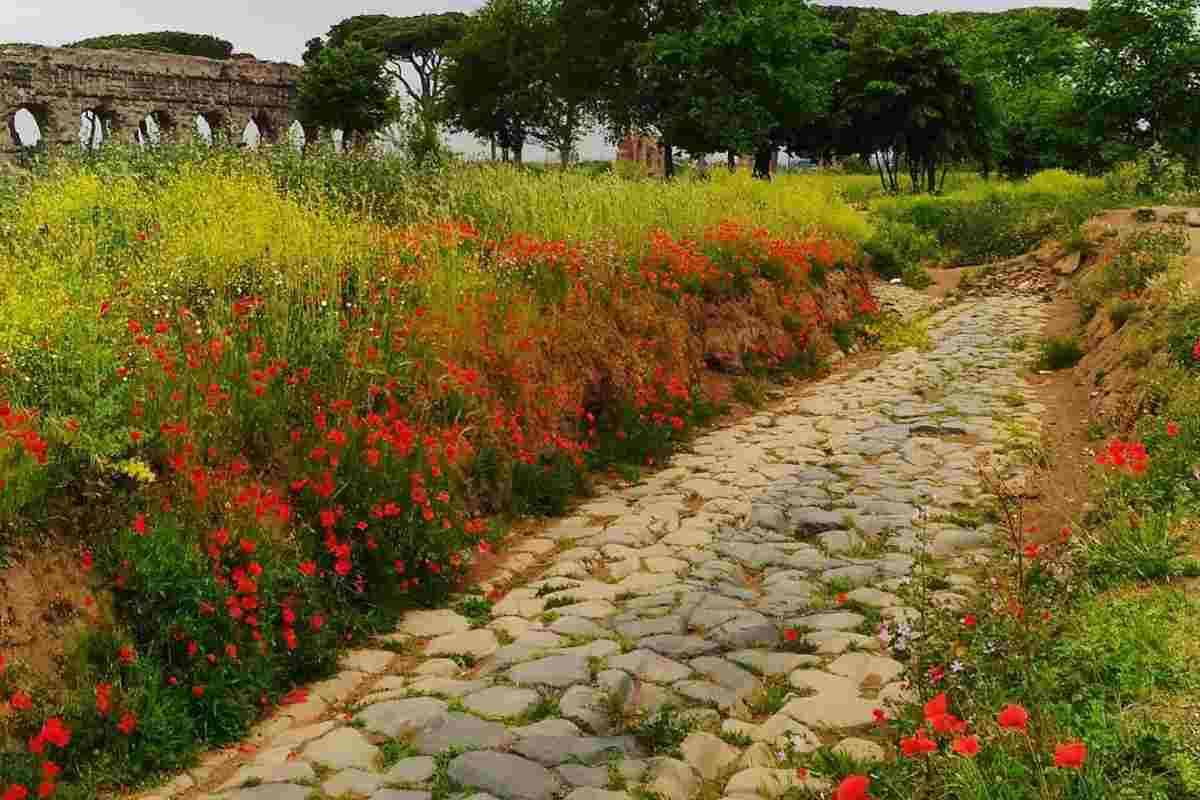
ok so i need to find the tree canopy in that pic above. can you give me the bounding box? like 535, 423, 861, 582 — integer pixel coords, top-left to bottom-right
298, 42, 398, 145
66, 32, 235, 59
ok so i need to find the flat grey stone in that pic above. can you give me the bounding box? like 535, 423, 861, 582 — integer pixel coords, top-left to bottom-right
673, 680, 737, 710
793, 611, 865, 631
559, 685, 610, 733
385, 756, 438, 783
614, 615, 686, 639
356, 697, 448, 737
792, 508, 845, 535
509, 654, 591, 688
607, 650, 692, 683
513, 735, 643, 766
557, 765, 611, 787
549, 616, 611, 638
322, 768, 383, 796
222, 786, 311, 800
447, 751, 562, 800
464, 686, 543, 718
425, 629, 499, 659
302, 726, 380, 770
637, 635, 719, 658
688, 657, 759, 692
414, 713, 515, 755
513, 718, 583, 738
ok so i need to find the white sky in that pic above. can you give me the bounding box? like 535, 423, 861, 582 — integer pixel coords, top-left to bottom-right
2, 0, 1088, 159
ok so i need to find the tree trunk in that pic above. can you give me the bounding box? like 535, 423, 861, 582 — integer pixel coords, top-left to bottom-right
490, 135, 497, 161
727, 151, 737, 173
501, 147, 510, 163
752, 146, 773, 180
663, 140, 675, 180
559, 144, 571, 170
514, 141, 524, 165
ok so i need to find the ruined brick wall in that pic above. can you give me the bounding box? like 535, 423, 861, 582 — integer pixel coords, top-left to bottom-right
1, 44, 305, 160
615, 133, 778, 175
615, 134, 664, 176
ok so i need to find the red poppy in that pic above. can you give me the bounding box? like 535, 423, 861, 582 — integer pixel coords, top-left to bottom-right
1167, 422, 1180, 438
298, 561, 317, 577
39, 718, 71, 748
1054, 741, 1086, 769
962, 614, 976, 627
997, 704, 1029, 732
872, 708, 887, 726
192, 685, 205, 698
1023, 543, 1040, 559
3, 785, 28, 800
900, 730, 938, 757
281, 688, 308, 706
310, 614, 325, 631
952, 735, 980, 757
118, 646, 135, 665
117, 713, 137, 735
9, 691, 32, 711
835, 592, 848, 605
95, 683, 112, 716
784, 628, 798, 642
39, 765, 58, 782
36, 783, 53, 800
832, 774, 872, 800
132, 514, 147, 535
924, 692, 948, 721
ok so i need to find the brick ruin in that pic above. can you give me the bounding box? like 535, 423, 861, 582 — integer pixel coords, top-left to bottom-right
1, 44, 304, 162
615, 133, 778, 176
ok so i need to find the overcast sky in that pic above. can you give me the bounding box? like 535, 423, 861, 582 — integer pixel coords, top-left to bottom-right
2, 0, 1088, 159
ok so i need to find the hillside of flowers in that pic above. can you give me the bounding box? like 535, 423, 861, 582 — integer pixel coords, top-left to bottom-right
0, 147, 880, 797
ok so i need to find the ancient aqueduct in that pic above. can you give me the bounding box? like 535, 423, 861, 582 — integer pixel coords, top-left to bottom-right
1, 44, 305, 162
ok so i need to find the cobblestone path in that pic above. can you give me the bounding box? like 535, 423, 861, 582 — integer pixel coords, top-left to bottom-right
148, 288, 1049, 800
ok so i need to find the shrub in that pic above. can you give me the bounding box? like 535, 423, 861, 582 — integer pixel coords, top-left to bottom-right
1038, 336, 1084, 370
1109, 300, 1140, 329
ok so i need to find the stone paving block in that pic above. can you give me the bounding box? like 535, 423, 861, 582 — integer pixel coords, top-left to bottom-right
302, 726, 380, 770
414, 712, 516, 754
447, 750, 562, 800
356, 697, 448, 737
386, 756, 437, 784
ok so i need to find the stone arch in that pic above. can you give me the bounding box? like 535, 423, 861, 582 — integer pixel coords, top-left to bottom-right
193, 111, 227, 145
285, 119, 307, 151
8, 105, 47, 150
136, 110, 175, 147
241, 116, 262, 149
239, 110, 279, 148
79, 107, 116, 150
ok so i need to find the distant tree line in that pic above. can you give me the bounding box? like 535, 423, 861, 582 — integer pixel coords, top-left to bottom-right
73, 0, 1200, 191
66, 32, 236, 60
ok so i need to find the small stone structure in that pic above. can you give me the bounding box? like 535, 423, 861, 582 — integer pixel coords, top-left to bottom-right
616, 134, 664, 175
616, 133, 778, 176
1, 44, 304, 161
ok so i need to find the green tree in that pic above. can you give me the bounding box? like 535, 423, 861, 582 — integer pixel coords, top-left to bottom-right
1081, 0, 1200, 167
442, 0, 542, 162
582, 0, 710, 177
647, 0, 841, 178
297, 43, 398, 148
841, 14, 990, 193
67, 31, 234, 59
309, 14, 468, 159
954, 9, 1103, 176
